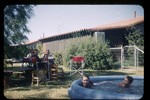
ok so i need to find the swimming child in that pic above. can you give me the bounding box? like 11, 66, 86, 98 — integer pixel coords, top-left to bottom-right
118, 76, 133, 88
82, 75, 94, 88
82, 75, 133, 88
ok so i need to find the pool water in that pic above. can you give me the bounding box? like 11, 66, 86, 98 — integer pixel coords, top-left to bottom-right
92, 80, 143, 95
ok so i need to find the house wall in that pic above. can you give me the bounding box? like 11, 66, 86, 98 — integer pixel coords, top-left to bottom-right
134, 23, 144, 34
42, 35, 92, 53
26, 22, 144, 54
104, 28, 126, 47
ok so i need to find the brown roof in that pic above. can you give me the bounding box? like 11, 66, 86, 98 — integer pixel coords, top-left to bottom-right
44, 16, 144, 40
40, 29, 87, 40
88, 16, 144, 31
27, 16, 144, 44
25, 40, 39, 45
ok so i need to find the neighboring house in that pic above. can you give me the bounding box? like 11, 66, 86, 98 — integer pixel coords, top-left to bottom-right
25, 16, 144, 54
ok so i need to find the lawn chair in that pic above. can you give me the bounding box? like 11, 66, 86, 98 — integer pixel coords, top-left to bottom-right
69, 56, 85, 76
31, 62, 50, 86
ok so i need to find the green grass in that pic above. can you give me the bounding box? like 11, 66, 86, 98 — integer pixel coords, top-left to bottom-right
4, 65, 144, 99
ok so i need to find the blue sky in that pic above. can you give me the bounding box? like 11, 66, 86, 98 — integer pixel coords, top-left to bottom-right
26, 5, 144, 43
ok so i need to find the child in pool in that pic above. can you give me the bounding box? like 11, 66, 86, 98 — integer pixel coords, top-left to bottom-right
118, 76, 133, 88
82, 75, 94, 88
82, 75, 133, 88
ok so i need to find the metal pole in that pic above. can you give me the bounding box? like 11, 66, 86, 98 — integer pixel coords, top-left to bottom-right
121, 46, 123, 69
69, 60, 72, 76
134, 45, 137, 69
137, 49, 139, 70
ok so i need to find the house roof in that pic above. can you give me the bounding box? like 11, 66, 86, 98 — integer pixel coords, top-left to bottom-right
43, 16, 144, 40
26, 16, 144, 45
25, 40, 39, 45
88, 16, 144, 31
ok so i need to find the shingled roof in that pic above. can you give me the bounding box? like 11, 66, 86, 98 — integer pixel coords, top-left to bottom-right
88, 16, 144, 31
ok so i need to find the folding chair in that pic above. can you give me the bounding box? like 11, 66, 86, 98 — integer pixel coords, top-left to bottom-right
69, 56, 85, 76
31, 62, 50, 86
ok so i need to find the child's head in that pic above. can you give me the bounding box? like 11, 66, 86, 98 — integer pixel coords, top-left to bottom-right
46, 49, 50, 54
82, 75, 90, 87
122, 76, 133, 87
126, 76, 133, 84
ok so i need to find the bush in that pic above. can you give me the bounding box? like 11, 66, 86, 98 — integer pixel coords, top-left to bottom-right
63, 36, 113, 70
53, 52, 63, 66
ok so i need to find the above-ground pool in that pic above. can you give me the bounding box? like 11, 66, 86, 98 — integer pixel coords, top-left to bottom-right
68, 75, 143, 99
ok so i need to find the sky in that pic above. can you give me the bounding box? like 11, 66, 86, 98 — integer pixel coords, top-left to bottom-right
26, 5, 144, 43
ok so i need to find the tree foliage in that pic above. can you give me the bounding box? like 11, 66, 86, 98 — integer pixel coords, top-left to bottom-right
4, 5, 35, 58
125, 26, 144, 67
126, 26, 144, 49
35, 42, 43, 58
10, 45, 30, 59
54, 52, 63, 66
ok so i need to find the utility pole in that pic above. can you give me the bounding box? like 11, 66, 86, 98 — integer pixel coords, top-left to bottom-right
43, 33, 45, 39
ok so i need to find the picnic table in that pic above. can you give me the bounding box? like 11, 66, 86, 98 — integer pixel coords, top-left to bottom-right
4, 67, 34, 87
4, 58, 32, 68
4, 59, 35, 87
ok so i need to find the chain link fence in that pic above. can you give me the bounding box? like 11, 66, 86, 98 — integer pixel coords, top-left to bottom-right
110, 45, 144, 70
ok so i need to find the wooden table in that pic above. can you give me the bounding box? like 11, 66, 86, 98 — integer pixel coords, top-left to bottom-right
4, 67, 34, 87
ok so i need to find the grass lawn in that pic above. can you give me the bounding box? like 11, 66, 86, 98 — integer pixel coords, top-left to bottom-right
4, 64, 144, 99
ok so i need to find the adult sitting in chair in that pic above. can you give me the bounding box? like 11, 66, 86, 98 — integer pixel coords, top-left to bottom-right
42, 50, 55, 65
41, 50, 56, 79
23, 49, 41, 69
31, 49, 41, 69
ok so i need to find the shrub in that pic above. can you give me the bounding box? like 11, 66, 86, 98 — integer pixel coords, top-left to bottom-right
63, 36, 113, 70
53, 52, 63, 66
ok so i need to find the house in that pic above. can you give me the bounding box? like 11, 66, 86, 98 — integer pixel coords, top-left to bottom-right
26, 16, 144, 54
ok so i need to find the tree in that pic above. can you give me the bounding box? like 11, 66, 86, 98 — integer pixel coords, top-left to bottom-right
4, 5, 35, 58
125, 26, 144, 49
125, 26, 144, 66
35, 42, 43, 58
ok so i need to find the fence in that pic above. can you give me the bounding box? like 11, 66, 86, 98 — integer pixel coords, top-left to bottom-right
110, 45, 144, 70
